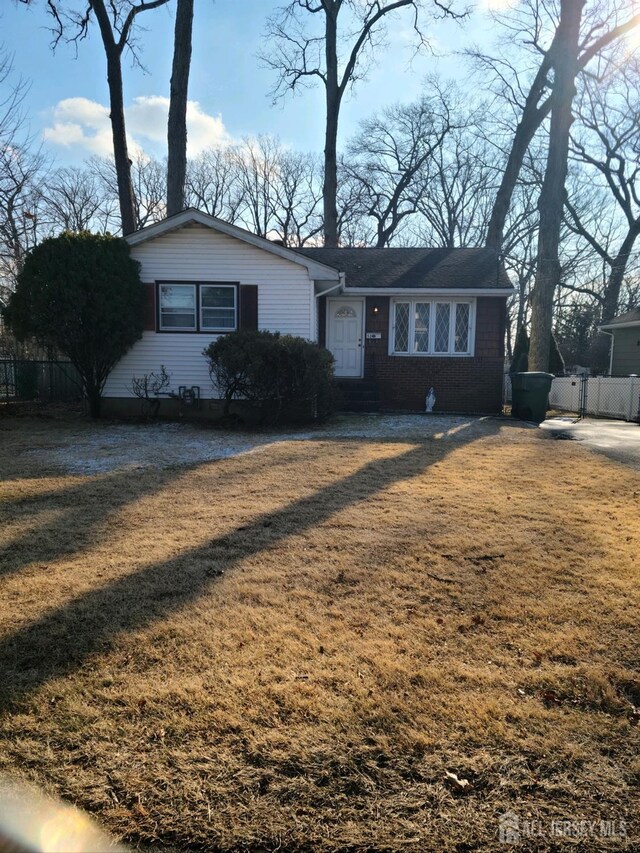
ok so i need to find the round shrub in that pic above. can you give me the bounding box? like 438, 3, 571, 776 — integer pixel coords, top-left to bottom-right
204, 330, 335, 422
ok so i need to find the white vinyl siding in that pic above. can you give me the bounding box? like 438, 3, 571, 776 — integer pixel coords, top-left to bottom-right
390, 298, 475, 357
104, 224, 315, 398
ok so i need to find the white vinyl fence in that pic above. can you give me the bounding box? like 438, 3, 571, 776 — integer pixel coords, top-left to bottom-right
505, 374, 640, 421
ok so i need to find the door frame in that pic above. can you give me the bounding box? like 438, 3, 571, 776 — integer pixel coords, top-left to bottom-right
326, 297, 365, 379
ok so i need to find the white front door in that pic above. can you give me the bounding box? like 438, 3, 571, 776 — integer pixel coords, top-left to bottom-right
327, 298, 364, 378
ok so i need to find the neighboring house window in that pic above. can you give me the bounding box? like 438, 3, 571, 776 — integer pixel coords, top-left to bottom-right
158, 283, 237, 332
390, 299, 474, 356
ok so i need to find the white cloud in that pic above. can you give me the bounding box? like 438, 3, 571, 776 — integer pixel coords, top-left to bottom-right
44, 95, 229, 159
128, 95, 230, 154
44, 97, 120, 157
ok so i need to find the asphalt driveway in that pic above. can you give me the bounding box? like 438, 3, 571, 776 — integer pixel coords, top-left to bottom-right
540, 417, 640, 470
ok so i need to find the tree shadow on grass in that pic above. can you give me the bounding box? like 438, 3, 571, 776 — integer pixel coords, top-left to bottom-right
0, 466, 193, 579
0, 444, 305, 580
0, 416, 508, 581
0, 418, 502, 710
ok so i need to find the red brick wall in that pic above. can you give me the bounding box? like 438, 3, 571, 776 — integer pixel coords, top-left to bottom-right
321, 294, 506, 413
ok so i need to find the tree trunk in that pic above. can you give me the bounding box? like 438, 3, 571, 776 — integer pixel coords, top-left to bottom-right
167, 0, 194, 217
602, 227, 640, 322
485, 115, 547, 252
529, 0, 584, 373
106, 52, 137, 235
485, 45, 557, 252
323, 6, 339, 247
90, 0, 137, 236
591, 227, 640, 372
485, 11, 640, 253
85, 376, 103, 419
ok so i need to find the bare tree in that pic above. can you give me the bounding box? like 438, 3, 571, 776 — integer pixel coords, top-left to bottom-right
186, 148, 244, 221
262, 0, 464, 247
39, 165, 117, 233
344, 89, 454, 247
91, 153, 167, 230
232, 136, 282, 239
0, 141, 44, 289
474, 0, 640, 253
0, 48, 45, 291
500, 172, 540, 353
270, 150, 324, 246
528, 0, 584, 372
565, 62, 640, 327
414, 106, 495, 248
470, 1, 640, 370
230, 136, 323, 246
336, 164, 375, 246
24, 0, 171, 235
167, 0, 194, 216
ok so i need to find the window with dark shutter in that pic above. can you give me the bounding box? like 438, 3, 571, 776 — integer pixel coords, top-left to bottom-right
154, 282, 241, 332
239, 285, 258, 331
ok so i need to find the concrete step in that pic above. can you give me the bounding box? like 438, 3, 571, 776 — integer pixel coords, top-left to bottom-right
335, 380, 379, 403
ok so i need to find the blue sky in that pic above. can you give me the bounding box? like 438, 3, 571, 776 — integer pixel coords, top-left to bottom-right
1, 0, 502, 166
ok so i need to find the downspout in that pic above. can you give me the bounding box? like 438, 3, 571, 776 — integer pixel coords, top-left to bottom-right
315, 273, 344, 346
315, 271, 345, 299
600, 329, 615, 376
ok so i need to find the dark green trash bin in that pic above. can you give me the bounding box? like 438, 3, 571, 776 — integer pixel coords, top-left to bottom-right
511, 371, 554, 423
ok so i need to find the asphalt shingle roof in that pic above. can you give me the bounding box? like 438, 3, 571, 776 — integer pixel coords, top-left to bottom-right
601, 307, 640, 327
294, 247, 512, 290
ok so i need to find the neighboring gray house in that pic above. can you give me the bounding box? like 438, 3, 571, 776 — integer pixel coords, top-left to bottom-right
600, 309, 640, 375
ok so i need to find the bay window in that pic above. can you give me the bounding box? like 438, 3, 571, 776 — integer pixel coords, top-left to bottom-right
391, 299, 474, 356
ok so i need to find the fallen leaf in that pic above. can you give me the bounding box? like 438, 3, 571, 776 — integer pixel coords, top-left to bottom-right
445, 771, 471, 791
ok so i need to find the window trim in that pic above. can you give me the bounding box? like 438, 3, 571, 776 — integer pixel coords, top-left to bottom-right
389, 297, 476, 357
157, 281, 238, 333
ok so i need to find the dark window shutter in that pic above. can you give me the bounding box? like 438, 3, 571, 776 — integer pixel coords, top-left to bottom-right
143, 283, 156, 331
239, 285, 258, 331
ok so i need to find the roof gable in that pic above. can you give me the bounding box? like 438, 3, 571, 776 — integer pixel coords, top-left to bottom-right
125, 209, 341, 281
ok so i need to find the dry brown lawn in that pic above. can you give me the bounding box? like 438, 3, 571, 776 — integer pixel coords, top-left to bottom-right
0, 413, 638, 851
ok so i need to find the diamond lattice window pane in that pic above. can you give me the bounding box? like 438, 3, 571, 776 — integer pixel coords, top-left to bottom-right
434, 303, 451, 352
455, 303, 470, 352
414, 302, 430, 352
394, 303, 409, 352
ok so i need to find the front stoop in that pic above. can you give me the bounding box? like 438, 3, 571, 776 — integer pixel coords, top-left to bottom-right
335, 379, 380, 413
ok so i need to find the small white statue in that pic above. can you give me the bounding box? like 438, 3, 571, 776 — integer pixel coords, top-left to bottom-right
425, 387, 436, 413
